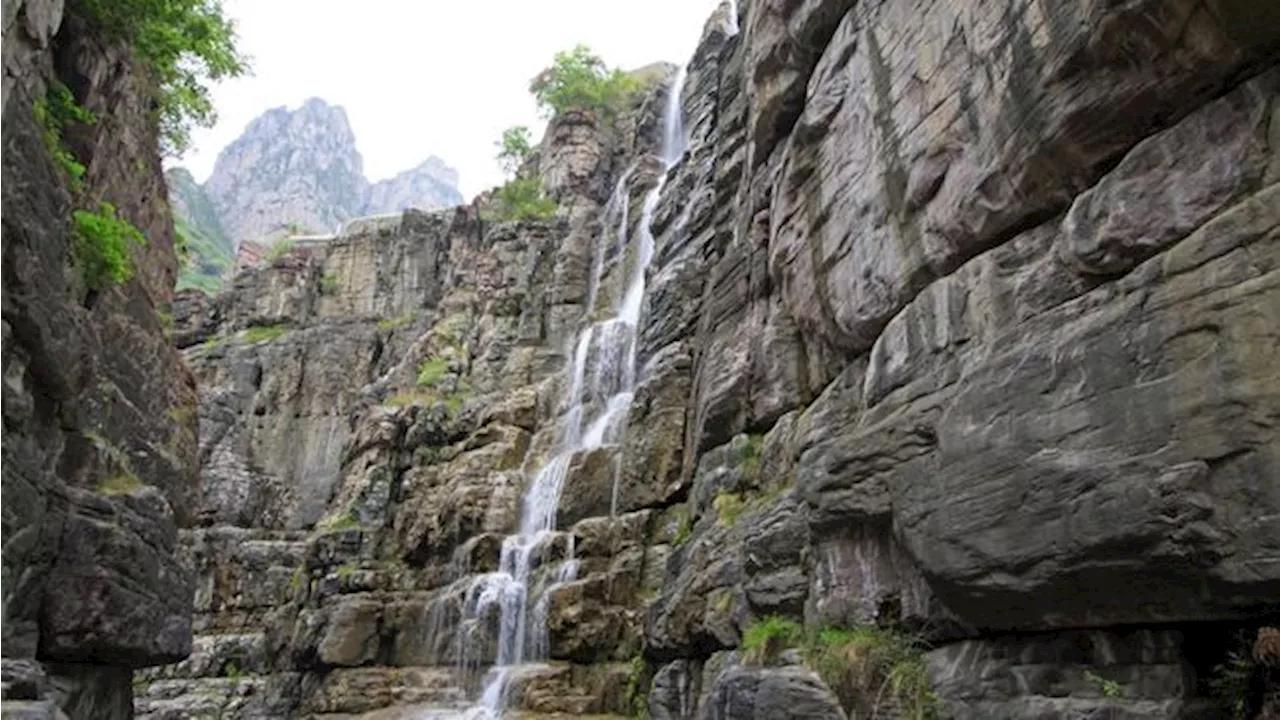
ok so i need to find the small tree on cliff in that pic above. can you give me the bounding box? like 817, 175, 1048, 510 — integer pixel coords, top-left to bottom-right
71, 0, 251, 156
487, 128, 554, 222
495, 126, 536, 175
529, 44, 641, 123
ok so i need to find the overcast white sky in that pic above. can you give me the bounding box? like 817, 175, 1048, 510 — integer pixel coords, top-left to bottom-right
178, 0, 723, 199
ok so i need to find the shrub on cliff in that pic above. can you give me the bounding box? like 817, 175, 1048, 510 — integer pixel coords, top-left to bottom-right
742, 615, 804, 664
34, 83, 95, 190
805, 626, 937, 720
71, 0, 250, 156
487, 177, 558, 222
72, 202, 148, 291
740, 616, 938, 719
529, 44, 641, 123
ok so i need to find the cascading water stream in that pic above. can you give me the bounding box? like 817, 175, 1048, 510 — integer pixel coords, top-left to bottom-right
454, 67, 689, 719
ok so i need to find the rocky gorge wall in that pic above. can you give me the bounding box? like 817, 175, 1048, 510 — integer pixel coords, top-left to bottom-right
142, 0, 1279, 718
2, 0, 200, 717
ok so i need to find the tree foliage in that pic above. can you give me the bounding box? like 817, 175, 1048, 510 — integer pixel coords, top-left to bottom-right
529, 44, 641, 122
489, 178, 558, 222
71, 0, 250, 156
495, 125, 535, 175
34, 83, 95, 190
73, 202, 148, 290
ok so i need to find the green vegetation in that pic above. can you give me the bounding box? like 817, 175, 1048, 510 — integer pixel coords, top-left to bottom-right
169, 168, 235, 294
487, 177, 558, 222
71, 0, 251, 156
713, 491, 746, 527
96, 472, 145, 495
318, 512, 361, 532
191, 333, 225, 357
442, 388, 470, 416
287, 566, 307, 594
72, 201, 148, 291
34, 82, 95, 190
1085, 670, 1123, 699
624, 655, 650, 719
264, 237, 295, 261
739, 433, 765, 475
222, 660, 244, 681
809, 626, 936, 719
496, 125, 536, 174
710, 588, 734, 614
416, 356, 451, 388
336, 564, 357, 581
240, 323, 287, 343
414, 445, 445, 466
743, 615, 805, 664
384, 386, 473, 418
739, 617, 937, 719
529, 44, 642, 123
1206, 636, 1257, 716
671, 513, 693, 547
377, 313, 416, 332
432, 313, 471, 346
320, 273, 341, 295
173, 221, 191, 266
174, 214, 232, 294
158, 308, 174, 338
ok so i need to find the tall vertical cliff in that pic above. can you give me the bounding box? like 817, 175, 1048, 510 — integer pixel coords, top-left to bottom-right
139, 0, 1279, 718
2, 0, 200, 717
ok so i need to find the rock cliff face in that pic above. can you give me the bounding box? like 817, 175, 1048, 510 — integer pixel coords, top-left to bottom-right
142, 0, 1279, 718
2, 1, 200, 718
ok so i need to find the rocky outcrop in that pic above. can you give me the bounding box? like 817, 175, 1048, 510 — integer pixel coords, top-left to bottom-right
2, 0, 200, 718
138, 0, 1279, 718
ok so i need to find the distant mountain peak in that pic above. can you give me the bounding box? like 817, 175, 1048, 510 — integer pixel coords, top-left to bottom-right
169, 98, 462, 293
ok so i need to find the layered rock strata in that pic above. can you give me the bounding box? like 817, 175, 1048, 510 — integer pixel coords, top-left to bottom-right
2, 1, 200, 717
141, 0, 1280, 718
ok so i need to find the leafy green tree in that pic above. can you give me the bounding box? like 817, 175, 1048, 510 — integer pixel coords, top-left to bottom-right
71, 0, 251, 156
496, 126, 535, 175
528, 44, 640, 122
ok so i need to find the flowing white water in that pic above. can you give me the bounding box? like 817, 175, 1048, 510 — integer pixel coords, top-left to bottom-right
454, 67, 689, 720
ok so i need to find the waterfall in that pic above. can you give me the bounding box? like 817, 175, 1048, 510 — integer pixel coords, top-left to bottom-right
454, 67, 689, 719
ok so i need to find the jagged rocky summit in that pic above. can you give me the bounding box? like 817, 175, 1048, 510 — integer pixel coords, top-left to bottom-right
168, 97, 464, 292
